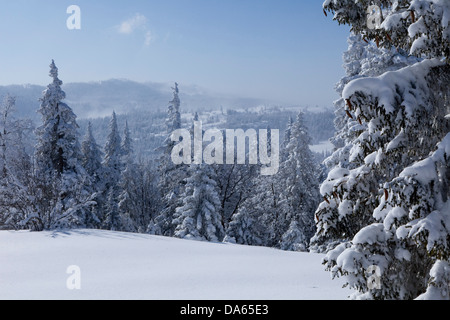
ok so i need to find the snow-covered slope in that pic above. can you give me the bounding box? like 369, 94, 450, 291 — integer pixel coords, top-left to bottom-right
0, 229, 349, 300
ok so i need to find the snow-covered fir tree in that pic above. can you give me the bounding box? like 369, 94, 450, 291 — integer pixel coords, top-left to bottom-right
121, 120, 133, 160
312, 30, 421, 253
117, 169, 137, 233
224, 205, 267, 246
32, 60, 94, 230
103, 186, 121, 231
117, 124, 140, 232
278, 112, 320, 251
325, 32, 420, 171
102, 111, 123, 230
0, 95, 33, 230
174, 164, 224, 242
317, 0, 450, 300
168, 82, 182, 132
280, 221, 308, 252
82, 122, 104, 181
35, 61, 81, 177
103, 112, 122, 190
149, 83, 188, 236
281, 116, 294, 162
321, 60, 450, 300
81, 122, 104, 228
323, 0, 450, 59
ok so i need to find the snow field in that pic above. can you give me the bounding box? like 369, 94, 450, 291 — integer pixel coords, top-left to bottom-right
0, 229, 349, 300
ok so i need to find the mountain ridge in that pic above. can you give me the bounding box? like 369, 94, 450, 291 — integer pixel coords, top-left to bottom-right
0, 79, 286, 120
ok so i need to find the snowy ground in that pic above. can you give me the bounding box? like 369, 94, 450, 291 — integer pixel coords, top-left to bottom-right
0, 229, 350, 300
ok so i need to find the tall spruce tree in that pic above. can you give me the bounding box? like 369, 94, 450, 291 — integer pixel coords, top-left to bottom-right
102, 111, 123, 230
118, 122, 140, 232
33, 60, 93, 230
103, 112, 122, 189
149, 83, 187, 236
0, 95, 33, 230
82, 122, 104, 180
81, 122, 104, 228
103, 186, 121, 231
121, 121, 133, 160
317, 0, 450, 299
278, 112, 320, 251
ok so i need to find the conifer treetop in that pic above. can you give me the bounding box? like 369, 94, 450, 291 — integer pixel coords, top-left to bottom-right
40, 60, 66, 107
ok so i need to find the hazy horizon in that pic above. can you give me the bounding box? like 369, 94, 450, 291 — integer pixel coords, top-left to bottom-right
0, 0, 349, 109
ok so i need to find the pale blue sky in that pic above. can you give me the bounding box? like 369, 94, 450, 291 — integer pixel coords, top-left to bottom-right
0, 0, 350, 107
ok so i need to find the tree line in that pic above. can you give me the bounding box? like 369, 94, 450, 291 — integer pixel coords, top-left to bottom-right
0, 63, 321, 252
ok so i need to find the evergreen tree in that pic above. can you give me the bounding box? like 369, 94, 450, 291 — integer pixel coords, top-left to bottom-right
121, 120, 133, 159
168, 82, 182, 131
174, 164, 224, 242
224, 170, 282, 248
33, 60, 93, 230
82, 122, 103, 180
325, 32, 419, 171
117, 123, 140, 232
102, 111, 123, 230
312, 31, 421, 253
103, 186, 121, 231
280, 221, 308, 252
224, 205, 267, 246
278, 112, 320, 251
281, 116, 294, 162
318, 0, 450, 299
0, 95, 33, 230
323, 0, 450, 59
35, 60, 82, 178
149, 83, 187, 236
81, 122, 104, 228
320, 61, 449, 300
103, 112, 122, 189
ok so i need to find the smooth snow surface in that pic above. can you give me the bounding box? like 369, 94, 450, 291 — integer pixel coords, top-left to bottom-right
0, 229, 349, 300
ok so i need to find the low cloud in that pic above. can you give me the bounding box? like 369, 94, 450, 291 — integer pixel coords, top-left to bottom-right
118, 13, 153, 46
